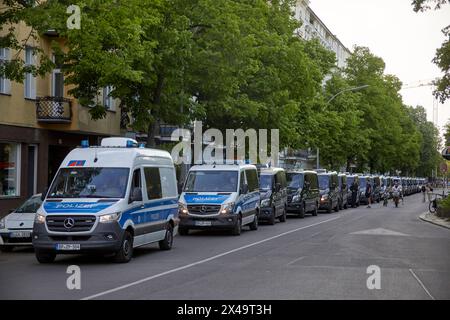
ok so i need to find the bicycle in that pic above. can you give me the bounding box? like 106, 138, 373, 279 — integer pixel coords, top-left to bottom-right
429, 192, 447, 214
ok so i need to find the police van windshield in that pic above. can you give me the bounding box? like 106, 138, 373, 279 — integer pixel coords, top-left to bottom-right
286, 173, 304, 189
359, 177, 367, 188
259, 175, 274, 191
184, 171, 238, 193
318, 175, 330, 190
48, 168, 130, 198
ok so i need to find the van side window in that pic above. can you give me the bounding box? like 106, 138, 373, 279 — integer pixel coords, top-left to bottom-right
240, 171, 246, 193
159, 167, 177, 198
132, 168, 141, 189
245, 169, 259, 192
310, 174, 318, 189
144, 167, 162, 200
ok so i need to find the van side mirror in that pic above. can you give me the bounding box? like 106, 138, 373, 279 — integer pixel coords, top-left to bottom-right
240, 184, 249, 195
130, 187, 143, 203
41, 188, 48, 201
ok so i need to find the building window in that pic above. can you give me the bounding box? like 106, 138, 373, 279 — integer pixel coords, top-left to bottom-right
0, 48, 11, 94
0, 142, 21, 197
52, 54, 64, 97
24, 47, 36, 99
103, 86, 115, 111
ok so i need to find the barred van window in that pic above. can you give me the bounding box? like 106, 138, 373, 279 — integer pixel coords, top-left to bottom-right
159, 167, 177, 198
144, 167, 162, 200
245, 169, 259, 192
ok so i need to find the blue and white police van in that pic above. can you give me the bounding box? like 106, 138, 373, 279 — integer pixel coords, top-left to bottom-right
178, 164, 260, 236
32, 137, 179, 263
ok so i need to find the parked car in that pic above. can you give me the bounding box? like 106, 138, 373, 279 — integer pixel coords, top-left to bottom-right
179, 163, 260, 236
286, 170, 320, 218
259, 167, 288, 224
358, 175, 370, 205
318, 171, 340, 213
0, 194, 42, 252
338, 173, 349, 210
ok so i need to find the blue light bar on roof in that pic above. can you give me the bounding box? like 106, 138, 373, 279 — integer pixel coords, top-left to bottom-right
81, 140, 89, 148
126, 140, 138, 148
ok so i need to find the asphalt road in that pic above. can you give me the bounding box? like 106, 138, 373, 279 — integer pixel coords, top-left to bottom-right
0, 193, 449, 300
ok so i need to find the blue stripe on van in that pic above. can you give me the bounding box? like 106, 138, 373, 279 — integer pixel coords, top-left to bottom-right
119, 198, 179, 228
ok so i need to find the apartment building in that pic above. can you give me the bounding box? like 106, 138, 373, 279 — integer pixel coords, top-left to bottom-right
294, 0, 351, 69
0, 22, 123, 214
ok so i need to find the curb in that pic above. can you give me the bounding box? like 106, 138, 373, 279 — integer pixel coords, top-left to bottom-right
419, 212, 450, 230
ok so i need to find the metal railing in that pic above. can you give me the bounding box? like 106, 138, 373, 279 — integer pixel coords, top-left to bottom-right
36, 96, 72, 123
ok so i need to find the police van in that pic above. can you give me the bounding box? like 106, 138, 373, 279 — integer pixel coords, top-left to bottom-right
32, 137, 179, 263
178, 164, 260, 236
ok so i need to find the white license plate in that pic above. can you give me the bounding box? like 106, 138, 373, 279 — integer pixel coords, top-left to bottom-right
195, 221, 212, 227
10, 231, 31, 238
56, 244, 81, 251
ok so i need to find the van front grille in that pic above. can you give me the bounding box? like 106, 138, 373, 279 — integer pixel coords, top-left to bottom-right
46, 215, 96, 232
187, 205, 221, 216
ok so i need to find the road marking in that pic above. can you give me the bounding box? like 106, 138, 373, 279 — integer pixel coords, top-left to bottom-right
82, 216, 340, 300
287, 256, 306, 266
350, 228, 409, 237
409, 268, 435, 300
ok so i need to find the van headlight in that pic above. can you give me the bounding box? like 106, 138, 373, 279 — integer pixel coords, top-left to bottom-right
178, 203, 189, 216
220, 203, 235, 216
321, 195, 328, 202
0, 218, 5, 229
261, 199, 271, 207
292, 195, 301, 203
99, 212, 121, 223
35, 213, 45, 224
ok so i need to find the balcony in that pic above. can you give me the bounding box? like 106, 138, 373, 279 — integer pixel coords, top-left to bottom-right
36, 96, 72, 123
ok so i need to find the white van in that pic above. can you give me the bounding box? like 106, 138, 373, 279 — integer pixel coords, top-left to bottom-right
178, 164, 260, 236
32, 138, 179, 263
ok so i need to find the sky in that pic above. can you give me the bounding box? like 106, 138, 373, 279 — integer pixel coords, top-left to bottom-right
309, 0, 450, 135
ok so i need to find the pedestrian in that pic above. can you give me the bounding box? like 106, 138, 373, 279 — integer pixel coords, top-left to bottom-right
350, 180, 358, 208
426, 183, 433, 202
421, 184, 426, 202
366, 180, 373, 208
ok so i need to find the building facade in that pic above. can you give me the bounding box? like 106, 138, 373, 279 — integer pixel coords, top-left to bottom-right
293, 0, 351, 69
0, 22, 123, 215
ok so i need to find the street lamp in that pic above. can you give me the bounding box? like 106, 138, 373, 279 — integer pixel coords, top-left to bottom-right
316, 85, 369, 169
326, 84, 370, 104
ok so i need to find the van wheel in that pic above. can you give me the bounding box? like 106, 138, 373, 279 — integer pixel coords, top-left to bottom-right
35, 250, 56, 264
268, 207, 276, 225
114, 230, 133, 263
0, 246, 14, 253
249, 213, 258, 231
178, 227, 189, 236
279, 207, 287, 222
159, 223, 174, 250
339, 200, 343, 210
231, 217, 242, 236
312, 203, 318, 216
344, 201, 348, 210
299, 203, 305, 219
327, 201, 333, 213
335, 201, 340, 212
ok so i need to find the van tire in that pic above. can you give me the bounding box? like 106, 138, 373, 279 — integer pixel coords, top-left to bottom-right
0, 246, 14, 253
159, 223, 173, 250
35, 250, 56, 264
327, 201, 333, 213
249, 213, 258, 231
279, 207, 287, 222
334, 201, 340, 212
312, 203, 318, 216
231, 217, 242, 236
114, 230, 133, 263
268, 207, 276, 225
299, 203, 305, 219
178, 227, 189, 236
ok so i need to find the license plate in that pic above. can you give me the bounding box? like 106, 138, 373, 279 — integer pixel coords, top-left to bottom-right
56, 244, 81, 251
195, 221, 212, 227
10, 231, 31, 238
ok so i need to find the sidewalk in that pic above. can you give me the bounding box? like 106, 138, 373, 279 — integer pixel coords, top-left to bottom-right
420, 212, 450, 230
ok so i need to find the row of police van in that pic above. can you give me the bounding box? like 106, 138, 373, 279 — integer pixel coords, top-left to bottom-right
0, 138, 427, 263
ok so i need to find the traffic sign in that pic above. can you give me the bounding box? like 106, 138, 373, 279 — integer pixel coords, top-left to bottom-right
440, 162, 448, 173
442, 147, 450, 161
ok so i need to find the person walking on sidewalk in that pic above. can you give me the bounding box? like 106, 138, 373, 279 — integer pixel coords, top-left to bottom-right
366, 180, 373, 208
422, 184, 427, 202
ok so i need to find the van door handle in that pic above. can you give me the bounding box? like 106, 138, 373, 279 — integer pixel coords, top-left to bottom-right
140, 204, 145, 209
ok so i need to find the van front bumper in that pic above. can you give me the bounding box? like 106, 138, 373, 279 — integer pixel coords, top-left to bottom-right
32, 222, 124, 254
286, 202, 302, 213
179, 215, 238, 230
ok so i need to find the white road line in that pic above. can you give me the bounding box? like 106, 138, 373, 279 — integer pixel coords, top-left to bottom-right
409, 268, 436, 300
82, 216, 341, 300
286, 256, 306, 266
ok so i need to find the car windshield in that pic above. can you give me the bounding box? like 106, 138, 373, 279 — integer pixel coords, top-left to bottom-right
259, 175, 274, 190
184, 171, 238, 192
347, 177, 354, 185
15, 196, 42, 213
318, 175, 330, 190
286, 173, 304, 189
359, 177, 367, 188
48, 168, 130, 199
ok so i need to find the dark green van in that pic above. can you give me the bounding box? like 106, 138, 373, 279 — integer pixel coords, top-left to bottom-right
318, 171, 340, 213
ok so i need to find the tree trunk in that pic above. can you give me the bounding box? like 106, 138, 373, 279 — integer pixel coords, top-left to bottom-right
146, 73, 165, 147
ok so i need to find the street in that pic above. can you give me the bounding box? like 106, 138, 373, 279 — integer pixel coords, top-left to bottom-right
0, 193, 449, 300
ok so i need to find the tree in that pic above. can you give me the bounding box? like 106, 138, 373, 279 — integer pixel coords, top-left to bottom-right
412, 0, 450, 103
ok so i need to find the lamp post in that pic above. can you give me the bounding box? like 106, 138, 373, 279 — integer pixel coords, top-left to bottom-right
316, 85, 370, 169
